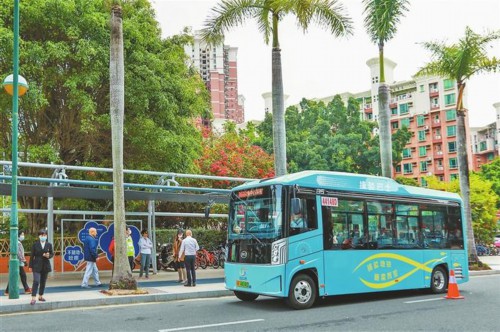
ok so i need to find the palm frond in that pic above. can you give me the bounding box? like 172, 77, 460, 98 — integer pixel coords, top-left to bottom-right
362, 0, 410, 44
201, 0, 261, 45
306, 0, 354, 37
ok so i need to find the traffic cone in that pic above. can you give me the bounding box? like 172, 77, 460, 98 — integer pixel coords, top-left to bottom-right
444, 269, 464, 299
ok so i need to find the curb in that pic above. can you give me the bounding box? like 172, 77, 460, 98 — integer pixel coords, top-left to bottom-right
1, 289, 233, 315
468, 269, 500, 276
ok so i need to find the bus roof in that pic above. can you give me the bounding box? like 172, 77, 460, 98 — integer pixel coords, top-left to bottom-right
234, 171, 462, 203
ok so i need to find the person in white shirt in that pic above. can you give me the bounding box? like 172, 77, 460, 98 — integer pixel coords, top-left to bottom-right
138, 229, 153, 279
178, 229, 199, 287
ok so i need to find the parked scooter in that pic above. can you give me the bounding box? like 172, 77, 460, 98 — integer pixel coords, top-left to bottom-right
156, 243, 177, 271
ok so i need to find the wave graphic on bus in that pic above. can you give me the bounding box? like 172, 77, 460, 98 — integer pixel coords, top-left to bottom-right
353, 252, 447, 289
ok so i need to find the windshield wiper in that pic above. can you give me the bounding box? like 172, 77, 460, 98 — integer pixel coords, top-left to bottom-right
240, 229, 263, 245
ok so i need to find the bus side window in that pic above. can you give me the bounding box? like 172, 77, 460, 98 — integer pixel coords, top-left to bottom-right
290, 196, 317, 234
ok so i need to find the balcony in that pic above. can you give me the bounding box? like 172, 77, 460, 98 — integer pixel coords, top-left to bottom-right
364, 103, 373, 113
435, 166, 445, 175
431, 104, 440, 110
433, 135, 442, 143
432, 119, 441, 128
429, 89, 439, 98
389, 98, 397, 108
434, 151, 444, 159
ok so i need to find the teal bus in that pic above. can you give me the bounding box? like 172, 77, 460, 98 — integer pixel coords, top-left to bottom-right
225, 171, 468, 309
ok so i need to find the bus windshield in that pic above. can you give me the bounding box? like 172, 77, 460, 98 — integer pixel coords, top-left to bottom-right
229, 185, 284, 241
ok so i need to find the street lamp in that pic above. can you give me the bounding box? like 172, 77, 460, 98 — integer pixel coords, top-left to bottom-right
2, 0, 28, 300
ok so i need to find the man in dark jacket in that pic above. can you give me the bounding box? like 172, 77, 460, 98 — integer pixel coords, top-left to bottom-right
81, 227, 102, 288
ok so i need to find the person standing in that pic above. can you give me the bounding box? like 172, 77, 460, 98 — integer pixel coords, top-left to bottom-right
126, 227, 135, 271
29, 229, 54, 305
81, 227, 102, 289
138, 229, 153, 279
178, 229, 199, 287
4, 230, 31, 295
172, 229, 187, 283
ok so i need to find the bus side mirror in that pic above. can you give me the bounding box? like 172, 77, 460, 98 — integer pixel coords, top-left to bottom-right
291, 198, 302, 215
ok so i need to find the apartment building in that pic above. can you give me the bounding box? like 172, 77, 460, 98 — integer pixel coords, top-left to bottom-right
185, 30, 245, 126
313, 58, 474, 185
470, 102, 500, 170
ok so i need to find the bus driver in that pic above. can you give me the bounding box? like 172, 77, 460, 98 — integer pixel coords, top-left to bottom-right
290, 212, 306, 228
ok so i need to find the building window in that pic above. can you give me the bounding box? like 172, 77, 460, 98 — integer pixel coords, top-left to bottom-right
391, 107, 398, 115
443, 79, 455, 90
400, 103, 409, 114
449, 158, 458, 169
419, 146, 427, 157
450, 173, 459, 181
448, 141, 457, 153
417, 115, 425, 127
395, 165, 402, 173
479, 141, 487, 151
418, 130, 426, 141
431, 97, 439, 108
420, 161, 428, 172
403, 163, 413, 174
421, 177, 428, 187
419, 85, 425, 92
447, 125, 456, 137
391, 121, 399, 129
444, 93, 456, 105
401, 118, 410, 128
446, 109, 456, 121
402, 148, 412, 159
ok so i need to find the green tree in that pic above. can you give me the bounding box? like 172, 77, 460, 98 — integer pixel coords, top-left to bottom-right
416, 27, 500, 260
202, 0, 353, 176
426, 174, 498, 245
256, 96, 411, 175
479, 157, 500, 208
363, 0, 410, 178
0, 0, 208, 232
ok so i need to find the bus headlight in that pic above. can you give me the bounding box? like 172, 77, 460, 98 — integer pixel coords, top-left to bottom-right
271, 238, 287, 265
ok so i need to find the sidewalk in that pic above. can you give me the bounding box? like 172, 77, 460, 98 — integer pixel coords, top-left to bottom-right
1, 256, 499, 315
1, 268, 230, 314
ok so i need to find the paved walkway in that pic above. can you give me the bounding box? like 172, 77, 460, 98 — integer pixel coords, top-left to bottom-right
1, 256, 499, 314
1, 268, 229, 314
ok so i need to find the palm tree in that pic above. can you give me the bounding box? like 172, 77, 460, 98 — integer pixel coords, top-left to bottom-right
202, 0, 353, 176
363, 0, 410, 178
415, 27, 500, 261
109, 1, 136, 290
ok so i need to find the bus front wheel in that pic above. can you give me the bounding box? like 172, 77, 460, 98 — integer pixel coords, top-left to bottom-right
286, 274, 317, 310
234, 290, 259, 302
430, 266, 448, 294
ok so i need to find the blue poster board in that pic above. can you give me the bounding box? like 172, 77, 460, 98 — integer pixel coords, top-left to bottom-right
99, 223, 140, 263
64, 245, 84, 266
77, 221, 108, 249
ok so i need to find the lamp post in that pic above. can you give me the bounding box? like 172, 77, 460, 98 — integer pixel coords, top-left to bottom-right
2, 0, 28, 300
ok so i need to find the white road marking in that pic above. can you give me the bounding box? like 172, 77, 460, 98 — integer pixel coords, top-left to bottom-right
158, 319, 265, 332
404, 297, 444, 304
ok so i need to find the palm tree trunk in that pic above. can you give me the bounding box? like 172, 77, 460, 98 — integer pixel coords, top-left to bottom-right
109, 3, 136, 290
378, 45, 393, 178
271, 15, 286, 176
456, 83, 477, 262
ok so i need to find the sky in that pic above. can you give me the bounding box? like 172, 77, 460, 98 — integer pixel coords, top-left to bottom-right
151, 0, 500, 127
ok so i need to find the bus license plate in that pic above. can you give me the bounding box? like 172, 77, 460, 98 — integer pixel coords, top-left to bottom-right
236, 280, 249, 288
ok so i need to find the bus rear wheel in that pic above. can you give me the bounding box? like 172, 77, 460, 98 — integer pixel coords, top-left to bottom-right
286, 274, 317, 310
234, 290, 259, 301
430, 266, 448, 294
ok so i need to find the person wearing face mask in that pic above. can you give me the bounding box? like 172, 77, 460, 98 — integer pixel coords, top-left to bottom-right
29, 229, 54, 305
126, 227, 135, 271
172, 229, 187, 283
4, 230, 31, 296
